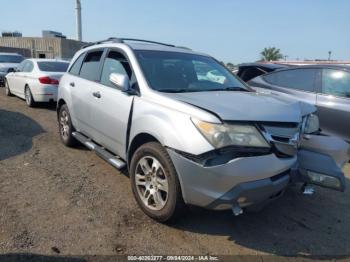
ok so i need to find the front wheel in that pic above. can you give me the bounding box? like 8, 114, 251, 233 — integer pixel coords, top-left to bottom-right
5, 80, 12, 96
130, 142, 185, 222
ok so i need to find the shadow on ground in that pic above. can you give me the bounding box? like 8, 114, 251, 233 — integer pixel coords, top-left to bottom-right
0, 254, 131, 262
0, 253, 85, 262
171, 182, 350, 258
0, 109, 44, 161
33, 102, 57, 111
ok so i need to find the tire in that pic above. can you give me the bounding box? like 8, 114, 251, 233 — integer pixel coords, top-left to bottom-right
5, 80, 12, 96
25, 86, 36, 107
130, 142, 185, 222
58, 104, 77, 147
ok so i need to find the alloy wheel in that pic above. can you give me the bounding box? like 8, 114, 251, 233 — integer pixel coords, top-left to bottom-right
135, 156, 169, 211
25, 88, 31, 105
60, 110, 70, 140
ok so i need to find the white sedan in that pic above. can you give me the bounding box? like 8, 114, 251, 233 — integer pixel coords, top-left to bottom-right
5, 59, 69, 107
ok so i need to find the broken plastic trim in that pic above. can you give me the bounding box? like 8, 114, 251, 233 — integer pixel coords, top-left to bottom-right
169, 146, 271, 167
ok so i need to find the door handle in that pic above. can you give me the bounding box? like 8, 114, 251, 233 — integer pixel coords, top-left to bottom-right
92, 91, 101, 98
69, 82, 75, 87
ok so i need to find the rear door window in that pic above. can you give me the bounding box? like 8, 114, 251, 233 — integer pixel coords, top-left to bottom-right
22, 61, 34, 73
263, 69, 317, 92
321, 69, 350, 98
69, 53, 85, 76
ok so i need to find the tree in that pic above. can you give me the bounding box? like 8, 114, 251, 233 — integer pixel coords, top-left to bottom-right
260, 47, 283, 61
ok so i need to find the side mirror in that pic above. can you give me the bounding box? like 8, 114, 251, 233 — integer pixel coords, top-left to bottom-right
109, 73, 130, 92
7, 68, 15, 73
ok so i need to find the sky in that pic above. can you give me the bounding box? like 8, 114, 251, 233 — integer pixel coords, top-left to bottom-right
1, 0, 350, 64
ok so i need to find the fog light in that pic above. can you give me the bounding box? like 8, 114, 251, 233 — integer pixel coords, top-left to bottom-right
307, 171, 341, 189
237, 197, 247, 204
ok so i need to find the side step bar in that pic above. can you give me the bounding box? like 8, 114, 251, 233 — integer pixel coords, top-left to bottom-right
72, 132, 126, 170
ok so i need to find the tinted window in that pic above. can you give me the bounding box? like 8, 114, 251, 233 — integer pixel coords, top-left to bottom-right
322, 69, 350, 98
16, 61, 26, 72
136, 50, 247, 92
69, 53, 85, 76
100, 51, 132, 87
22, 61, 34, 72
0, 55, 24, 63
38, 61, 69, 72
264, 69, 317, 92
79, 51, 103, 81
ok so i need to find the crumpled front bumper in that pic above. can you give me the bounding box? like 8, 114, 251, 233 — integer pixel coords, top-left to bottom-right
167, 150, 296, 210
167, 135, 349, 211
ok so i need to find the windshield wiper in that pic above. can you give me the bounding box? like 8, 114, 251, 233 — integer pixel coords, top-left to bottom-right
205, 87, 250, 92
159, 89, 201, 93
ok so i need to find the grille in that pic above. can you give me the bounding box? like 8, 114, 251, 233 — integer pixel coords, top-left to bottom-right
259, 122, 301, 157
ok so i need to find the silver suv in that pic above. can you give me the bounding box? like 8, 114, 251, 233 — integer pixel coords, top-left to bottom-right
57, 38, 350, 222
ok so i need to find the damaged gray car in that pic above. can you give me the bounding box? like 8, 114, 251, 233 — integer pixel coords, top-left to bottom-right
56, 38, 350, 222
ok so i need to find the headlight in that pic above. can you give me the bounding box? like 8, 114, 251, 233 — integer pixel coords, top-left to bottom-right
304, 114, 319, 134
192, 118, 270, 149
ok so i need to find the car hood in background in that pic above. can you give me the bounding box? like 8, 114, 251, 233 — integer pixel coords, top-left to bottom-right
0, 63, 19, 69
162, 91, 315, 122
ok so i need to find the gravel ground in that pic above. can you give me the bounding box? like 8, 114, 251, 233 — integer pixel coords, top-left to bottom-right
0, 88, 349, 259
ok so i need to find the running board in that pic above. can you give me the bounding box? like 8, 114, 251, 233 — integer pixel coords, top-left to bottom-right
72, 132, 126, 170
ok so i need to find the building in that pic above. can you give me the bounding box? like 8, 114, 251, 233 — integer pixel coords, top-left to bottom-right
2, 31, 22, 37
0, 36, 86, 59
42, 30, 67, 39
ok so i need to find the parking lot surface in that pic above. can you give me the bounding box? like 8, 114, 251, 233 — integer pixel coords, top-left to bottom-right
0, 88, 349, 258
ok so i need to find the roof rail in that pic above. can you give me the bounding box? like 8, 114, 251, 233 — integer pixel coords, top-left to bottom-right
81, 37, 176, 49
81, 37, 123, 49
176, 46, 192, 51
121, 38, 175, 47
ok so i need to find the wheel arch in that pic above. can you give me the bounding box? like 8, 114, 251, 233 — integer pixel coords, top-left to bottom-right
127, 133, 160, 168
57, 99, 66, 118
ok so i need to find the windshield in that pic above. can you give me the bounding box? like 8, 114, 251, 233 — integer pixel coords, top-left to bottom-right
0, 55, 24, 63
37, 61, 69, 72
135, 50, 248, 93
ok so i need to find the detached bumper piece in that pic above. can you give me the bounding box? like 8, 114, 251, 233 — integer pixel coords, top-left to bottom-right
296, 135, 350, 192
297, 149, 346, 192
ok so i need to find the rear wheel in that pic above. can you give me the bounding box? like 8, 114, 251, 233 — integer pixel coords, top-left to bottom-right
58, 104, 77, 147
130, 142, 185, 222
25, 86, 35, 107
5, 80, 12, 96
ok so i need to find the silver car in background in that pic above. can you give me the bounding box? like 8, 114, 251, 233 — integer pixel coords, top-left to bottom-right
248, 65, 350, 142
56, 38, 350, 222
5, 59, 69, 107
0, 52, 24, 86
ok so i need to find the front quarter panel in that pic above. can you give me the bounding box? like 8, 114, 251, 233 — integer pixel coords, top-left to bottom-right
130, 97, 214, 155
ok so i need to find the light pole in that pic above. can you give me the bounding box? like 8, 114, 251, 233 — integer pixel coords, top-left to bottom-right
76, 0, 82, 41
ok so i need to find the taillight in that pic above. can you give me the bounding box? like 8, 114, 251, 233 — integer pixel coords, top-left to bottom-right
38, 76, 59, 85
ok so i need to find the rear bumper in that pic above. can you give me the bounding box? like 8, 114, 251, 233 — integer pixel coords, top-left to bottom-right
167, 149, 296, 210
32, 85, 58, 102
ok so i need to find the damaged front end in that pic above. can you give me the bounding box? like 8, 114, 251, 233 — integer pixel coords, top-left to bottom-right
168, 110, 349, 215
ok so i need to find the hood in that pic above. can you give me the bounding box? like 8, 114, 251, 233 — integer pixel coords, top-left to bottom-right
0, 63, 19, 69
162, 91, 316, 123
